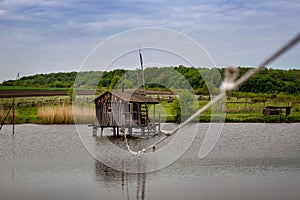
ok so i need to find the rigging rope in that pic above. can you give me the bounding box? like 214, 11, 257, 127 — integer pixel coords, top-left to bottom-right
123, 32, 300, 155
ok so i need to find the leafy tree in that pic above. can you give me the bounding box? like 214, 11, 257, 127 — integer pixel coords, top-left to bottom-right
171, 90, 198, 122
1, 66, 299, 95
111, 75, 121, 89
68, 87, 74, 102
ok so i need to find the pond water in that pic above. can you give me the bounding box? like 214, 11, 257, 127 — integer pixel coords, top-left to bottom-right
0, 123, 300, 200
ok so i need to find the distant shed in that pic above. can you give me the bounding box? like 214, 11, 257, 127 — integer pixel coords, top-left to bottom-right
94, 91, 159, 136
263, 106, 292, 116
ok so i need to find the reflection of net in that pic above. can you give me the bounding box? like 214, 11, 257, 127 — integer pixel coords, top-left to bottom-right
124, 32, 300, 155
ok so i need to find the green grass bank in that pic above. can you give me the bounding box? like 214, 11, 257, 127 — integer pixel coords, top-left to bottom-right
1, 95, 300, 124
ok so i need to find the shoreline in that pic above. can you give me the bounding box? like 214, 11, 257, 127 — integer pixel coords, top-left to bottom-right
1, 93, 300, 125
2, 119, 300, 125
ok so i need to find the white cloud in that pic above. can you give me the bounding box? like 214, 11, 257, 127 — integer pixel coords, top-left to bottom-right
84, 17, 170, 31
0, 9, 7, 15
0, 0, 299, 83
1, 0, 58, 7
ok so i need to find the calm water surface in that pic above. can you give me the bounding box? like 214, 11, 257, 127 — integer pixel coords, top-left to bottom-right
0, 123, 300, 200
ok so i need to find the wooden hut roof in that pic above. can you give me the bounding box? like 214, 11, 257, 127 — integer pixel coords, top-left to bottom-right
95, 91, 159, 104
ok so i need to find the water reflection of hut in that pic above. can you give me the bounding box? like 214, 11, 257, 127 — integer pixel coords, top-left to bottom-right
94, 160, 146, 200
94, 91, 159, 137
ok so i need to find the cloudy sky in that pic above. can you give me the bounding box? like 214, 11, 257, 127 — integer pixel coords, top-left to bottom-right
0, 0, 299, 82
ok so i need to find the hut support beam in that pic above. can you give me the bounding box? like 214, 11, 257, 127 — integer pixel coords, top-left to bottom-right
92, 126, 97, 137
158, 113, 161, 132
153, 104, 156, 123
128, 127, 132, 135
141, 127, 145, 136
100, 127, 103, 137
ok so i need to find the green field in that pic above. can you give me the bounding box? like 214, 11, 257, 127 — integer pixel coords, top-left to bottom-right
1, 66, 299, 124
1, 94, 300, 124
157, 99, 300, 123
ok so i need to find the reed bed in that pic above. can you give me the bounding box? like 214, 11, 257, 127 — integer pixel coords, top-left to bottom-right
0, 105, 3, 119
38, 105, 95, 124
0, 105, 4, 122
0, 105, 16, 123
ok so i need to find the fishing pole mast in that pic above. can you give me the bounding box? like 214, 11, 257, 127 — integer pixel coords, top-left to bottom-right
139, 47, 146, 91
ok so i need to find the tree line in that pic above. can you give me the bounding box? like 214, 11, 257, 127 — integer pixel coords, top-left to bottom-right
1, 66, 299, 95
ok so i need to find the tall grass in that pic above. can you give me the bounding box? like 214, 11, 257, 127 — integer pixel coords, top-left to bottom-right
0, 105, 4, 122
0, 105, 3, 118
38, 105, 95, 124
0, 105, 16, 124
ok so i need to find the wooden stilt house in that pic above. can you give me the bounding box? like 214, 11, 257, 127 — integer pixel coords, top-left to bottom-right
94, 91, 159, 136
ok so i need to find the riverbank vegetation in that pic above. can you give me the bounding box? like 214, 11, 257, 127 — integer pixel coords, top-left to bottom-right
0, 93, 300, 124
0, 66, 299, 124
0, 96, 95, 124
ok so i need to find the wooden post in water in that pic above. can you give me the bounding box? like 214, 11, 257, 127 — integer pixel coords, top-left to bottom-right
12, 73, 19, 135
12, 97, 15, 135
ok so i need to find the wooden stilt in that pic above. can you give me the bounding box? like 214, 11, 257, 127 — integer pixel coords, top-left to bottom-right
100, 127, 103, 137
141, 127, 145, 136
153, 104, 156, 122
129, 127, 132, 135
153, 104, 156, 133
92, 126, 97, 137
158, 112, 161, 132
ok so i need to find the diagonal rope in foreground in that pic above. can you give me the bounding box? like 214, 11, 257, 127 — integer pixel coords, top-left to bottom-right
124, 32, 300, 155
